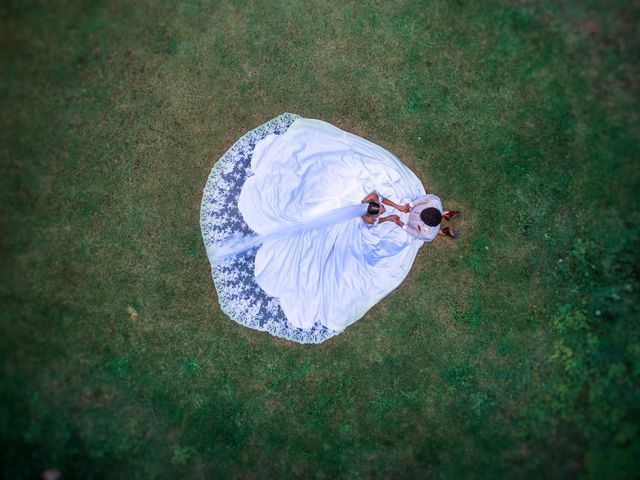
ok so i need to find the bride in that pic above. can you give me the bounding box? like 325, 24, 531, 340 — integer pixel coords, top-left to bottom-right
200, 113, 456, 343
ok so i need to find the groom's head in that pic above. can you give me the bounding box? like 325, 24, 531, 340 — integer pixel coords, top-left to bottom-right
420, 207, 442, 226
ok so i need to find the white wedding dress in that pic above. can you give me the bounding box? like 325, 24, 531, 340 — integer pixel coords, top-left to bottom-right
201, 114, 426, 343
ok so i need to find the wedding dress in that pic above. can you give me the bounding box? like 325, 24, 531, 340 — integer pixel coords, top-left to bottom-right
200, 113, 426, 343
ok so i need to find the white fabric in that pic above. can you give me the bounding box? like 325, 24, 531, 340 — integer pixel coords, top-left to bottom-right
238, 118, 426, 331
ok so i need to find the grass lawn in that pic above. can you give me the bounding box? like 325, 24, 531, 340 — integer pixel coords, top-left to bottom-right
1, 0, 638, 478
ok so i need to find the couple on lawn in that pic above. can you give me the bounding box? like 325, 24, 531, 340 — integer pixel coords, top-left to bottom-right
361, 190, 459, 241
201, 113, 461, 343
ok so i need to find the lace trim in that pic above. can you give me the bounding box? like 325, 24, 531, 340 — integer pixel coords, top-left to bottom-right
200, 113, 342, 344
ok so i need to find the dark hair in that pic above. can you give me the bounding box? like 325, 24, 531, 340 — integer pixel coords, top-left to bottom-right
420, 207, 442, 226
367, 201, 381, 216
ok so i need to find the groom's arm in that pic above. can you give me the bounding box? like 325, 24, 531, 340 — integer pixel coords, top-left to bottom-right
408, 195, 430, 208
403, 224, 426, 240
395, 218, 428, 240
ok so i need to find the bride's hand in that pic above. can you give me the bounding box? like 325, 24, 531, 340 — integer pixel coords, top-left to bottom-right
386, 214, 402, 226
400, 204, 410, 213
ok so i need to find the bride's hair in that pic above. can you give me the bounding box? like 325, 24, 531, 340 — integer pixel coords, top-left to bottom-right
367, 201, 381, 216
420, 207, 442, 226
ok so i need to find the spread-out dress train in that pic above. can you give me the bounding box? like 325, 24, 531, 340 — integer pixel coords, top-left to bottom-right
200, 113, 425, 343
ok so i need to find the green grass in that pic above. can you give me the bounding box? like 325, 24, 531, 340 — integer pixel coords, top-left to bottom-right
1, 0, 638, 478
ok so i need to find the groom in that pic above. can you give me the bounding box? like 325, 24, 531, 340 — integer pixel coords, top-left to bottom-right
362, 191, 458, 241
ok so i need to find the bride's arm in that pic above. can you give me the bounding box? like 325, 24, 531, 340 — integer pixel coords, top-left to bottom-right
381, 198, 410, 213
378, 214, 405, 226
377, 215, 396, 224
362, 192, 379, 203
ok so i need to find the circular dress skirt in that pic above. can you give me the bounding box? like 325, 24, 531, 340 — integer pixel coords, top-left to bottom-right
200, 113, 425, 343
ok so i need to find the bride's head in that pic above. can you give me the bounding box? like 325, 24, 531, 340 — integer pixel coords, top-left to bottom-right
366, 201, 381, 216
